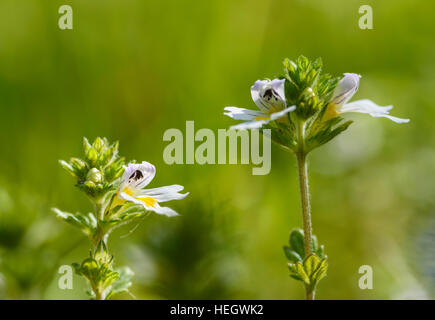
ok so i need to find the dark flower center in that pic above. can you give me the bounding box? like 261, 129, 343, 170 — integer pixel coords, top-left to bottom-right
263, 89, 280, 102
129, 170, 144, 181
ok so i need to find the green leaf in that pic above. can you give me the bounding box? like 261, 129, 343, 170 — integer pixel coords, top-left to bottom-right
285, 229, 326, 260
316, 245, 325, 258
87, 148, 98, 164
93, 137, 104, 152
312, 235, 318, 252
111, 266, 134, 295
52, 208, 97, 237
289, 229, 305, 257
303, 254, 328, 287
290, 274, 303, 281
295, 262, 310, 285
83, 137, 92, 154
311, 258, 328, 284
303, 254, 321, 277
283, 246, 302, 263
287, 254, 328, 288
285, 230, 328, 289
59, 160, 76, 178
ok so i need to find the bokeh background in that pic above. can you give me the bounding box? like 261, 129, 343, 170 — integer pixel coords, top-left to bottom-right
0, 0, 434, 299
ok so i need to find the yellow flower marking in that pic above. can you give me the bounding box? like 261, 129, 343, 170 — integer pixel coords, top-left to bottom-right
118, 187, 157, 208
123, 187, 134, 197
137, 196, 157, 207
255, 116, 270, 121
323, 104, 340, 121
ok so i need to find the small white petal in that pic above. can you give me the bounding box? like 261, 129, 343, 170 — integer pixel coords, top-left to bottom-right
269, 105, 296, 120
137, 185, 189, 202
150, 204, 179, 217
341, 99, 409, 123
153, 192, 189, 202
332, 73, 361, 106
140, 184, 185, 194
340, 99, 391, 114
371, 114, 410, 123
224, 107, 266, 120
230, 120, 268, 130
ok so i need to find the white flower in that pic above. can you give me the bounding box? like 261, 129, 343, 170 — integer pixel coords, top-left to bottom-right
115, 162, 188, 217
326, 73, 410, 123
224, 79, 296, 129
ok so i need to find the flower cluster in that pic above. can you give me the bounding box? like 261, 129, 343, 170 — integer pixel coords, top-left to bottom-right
54, 137, 188, 299
224, 56, 409, 153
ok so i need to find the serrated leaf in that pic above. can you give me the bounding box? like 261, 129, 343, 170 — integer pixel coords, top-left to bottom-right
52, 208, 97, 237
303, 254, 321, 277
111, 266, 134, 295
295, 262, 310, 285
302, 254, 328, 287
311, 258, 328, 284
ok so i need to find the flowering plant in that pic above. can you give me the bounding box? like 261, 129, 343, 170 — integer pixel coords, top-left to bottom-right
53, 137, 188, 299
224, 56, 409, 299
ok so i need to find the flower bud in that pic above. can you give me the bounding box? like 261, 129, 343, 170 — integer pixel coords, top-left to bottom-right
87, 168, 103, 184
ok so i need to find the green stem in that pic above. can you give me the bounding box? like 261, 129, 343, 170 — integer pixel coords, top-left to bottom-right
94, 285, 104, 301
296, 152, 313, 257
92, 200, 109, 300
296, 121, 314, 300
93, 201, 108, 247
306, 289, 315, 300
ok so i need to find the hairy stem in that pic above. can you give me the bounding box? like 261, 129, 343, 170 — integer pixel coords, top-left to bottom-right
296, 121, 314, 300
92, 200, 109, 300
296, 152, 313, 257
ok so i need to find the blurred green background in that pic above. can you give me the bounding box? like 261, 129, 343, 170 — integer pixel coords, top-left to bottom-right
0, 0, 434, 299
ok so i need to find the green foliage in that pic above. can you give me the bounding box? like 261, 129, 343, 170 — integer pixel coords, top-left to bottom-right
284, 56, 325, 120
283, 228, 325, 262
284, 229, 327, 291
304, 116, 353, 152
53, 137, 146, 242
102, 202, 147, 229
109, 267, 135, 298
73, 257, 119, 300
53, 209, 97, 238
287, 254, 328, 291
52, 137, 144, 299
265, 56, 352, 154
59, 137, 125, 199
